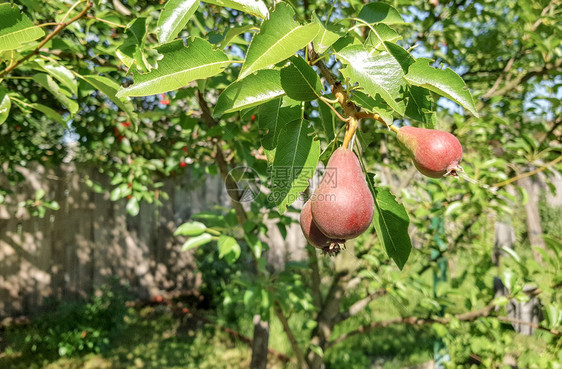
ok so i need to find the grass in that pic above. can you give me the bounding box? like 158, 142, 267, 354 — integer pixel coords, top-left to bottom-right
1, 300, 437, 369
0, 305, 290, 369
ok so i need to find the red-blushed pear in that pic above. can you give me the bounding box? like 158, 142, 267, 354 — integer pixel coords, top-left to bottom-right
310, 147, 374, 240
300, 200, 344, 254
397, 126, 463, 178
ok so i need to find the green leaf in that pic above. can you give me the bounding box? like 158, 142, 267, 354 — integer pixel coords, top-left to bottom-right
405, 86, 436, 127
404, 58, 479, 117
312, 13, 340, 54
280, 56, 322, 101
157, 0, 200, 43
9, 93, 65, 125
337, 45, 406, 114
204, 0, 268, 19
26, 103, 64, 125
0, 88, 10, 125
121, 137, 132, 154
44, 201, 60, 211
384, 41, 414, 72
218, 24, 256, 48
116, 17, 150, 72
82, 75, 137, 120
258, 97, 301, 162
317, 100, 336, 140
0, 3, 45, 51
351, 91, 394, 126
36, 62, 78, 95
384, 42, 436, 126
116, 38, 230, 98
357, 2, 404, 24
243, 289, 254, 306
181, 233, 213, 251
238, 3, 320, 79
214, 69, 285, 117
35, 189, 45, 200
126, 197, 140, 216
32, 73, 78, 114
309, 344, 324, 358
270, 120, 320, 213
365, 24, 401, 49
367, 181, 411, 270
218, 235, 241, 263
174, 221, 207, 236
110, 185, 125, 201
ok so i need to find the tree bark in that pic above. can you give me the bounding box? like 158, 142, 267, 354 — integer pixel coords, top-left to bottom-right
306, 272, 348, 369
518, 175, 546, 262
250, 314, 270, 369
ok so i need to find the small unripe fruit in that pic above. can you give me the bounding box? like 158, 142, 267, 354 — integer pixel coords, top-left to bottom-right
311, 147, 374, 240
397, 126, 463, 178
300, 200, 344, 253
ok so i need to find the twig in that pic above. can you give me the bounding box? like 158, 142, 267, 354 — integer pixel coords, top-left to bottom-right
539, 117, 562, 149
481, 0, 557, 100
333, 288, 387, 324
86, 15, 127, 28
355, 112, 399, 133
273, 301, 307, 368
486, 59, 562, 100
0, 0, 92, 79
319, 96, 350, 123
496, 316, 561, 336
493, 156, 562, 189
307, 43, 338, 85
328, 299, 562, 348
328, 302, 496, 348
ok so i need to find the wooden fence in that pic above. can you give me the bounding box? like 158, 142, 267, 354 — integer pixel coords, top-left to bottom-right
0, 163, 239, 319
0, 162, 308, 320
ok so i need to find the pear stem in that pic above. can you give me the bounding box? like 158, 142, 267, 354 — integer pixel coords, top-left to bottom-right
343, 116, 358, 149
355, 112, 399, 133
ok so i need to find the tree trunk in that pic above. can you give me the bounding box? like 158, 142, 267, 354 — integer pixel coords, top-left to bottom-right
518, 176, 546, 262
250, 314, 270, 369
306, 273, 348, 369
493, 221, 516, 267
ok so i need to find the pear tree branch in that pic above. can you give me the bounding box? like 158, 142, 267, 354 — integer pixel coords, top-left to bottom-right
328, 302, 496, 348
333, 288, 387, 324
328, 300, 561, 349
493, 156, 562, 189
273, 301, 307, 368
0, 0, 93, 79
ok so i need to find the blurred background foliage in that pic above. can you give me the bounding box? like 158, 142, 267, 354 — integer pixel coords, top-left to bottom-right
0, 0, 560, 368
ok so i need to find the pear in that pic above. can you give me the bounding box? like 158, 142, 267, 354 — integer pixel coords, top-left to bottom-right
397, 126, 463, 178
310, 147, 374, 240
300, 200, 344, 252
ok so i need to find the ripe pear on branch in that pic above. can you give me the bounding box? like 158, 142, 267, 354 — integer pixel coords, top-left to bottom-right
397, 126, 463, 178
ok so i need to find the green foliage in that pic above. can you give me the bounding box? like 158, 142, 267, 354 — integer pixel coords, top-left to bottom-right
214, 69, 285, 117
0, 3, 44, 51
539, 193, 562, 239
5, 280, 130, 359
368, 184, 412, 270
116, 38, 231, 98
1, 0, 561, 367
237, 3, 319, 79
270, 119, 320, 213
